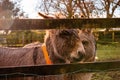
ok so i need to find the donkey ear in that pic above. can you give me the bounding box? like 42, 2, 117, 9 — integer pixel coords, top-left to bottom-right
82, 28, 93, 33
59, 30, 72, 37
38, 12, 54, 19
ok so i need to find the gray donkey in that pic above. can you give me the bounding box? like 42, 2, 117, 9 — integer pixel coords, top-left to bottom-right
23, 29, 96, 80
0, 13, 96, 80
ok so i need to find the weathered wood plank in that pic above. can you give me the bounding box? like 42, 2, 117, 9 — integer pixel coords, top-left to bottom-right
0, 18, 120, 30
0, 61, 120, 78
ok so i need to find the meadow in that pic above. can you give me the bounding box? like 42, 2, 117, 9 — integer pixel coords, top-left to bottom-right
92, 43, 120, 80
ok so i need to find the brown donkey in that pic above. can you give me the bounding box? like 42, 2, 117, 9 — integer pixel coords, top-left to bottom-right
0, 13, 96, 80
24, 29, 96, 80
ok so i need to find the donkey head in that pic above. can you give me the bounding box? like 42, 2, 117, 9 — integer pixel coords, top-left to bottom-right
45, 29, 96, 63
39, 12, 96, 63
70, 29, 96, 63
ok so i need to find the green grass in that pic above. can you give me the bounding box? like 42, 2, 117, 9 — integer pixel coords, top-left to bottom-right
96, 43, 120, 61
91, 43, 120, 80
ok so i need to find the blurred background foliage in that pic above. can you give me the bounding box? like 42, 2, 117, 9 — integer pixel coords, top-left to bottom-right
0, 30, 45, 47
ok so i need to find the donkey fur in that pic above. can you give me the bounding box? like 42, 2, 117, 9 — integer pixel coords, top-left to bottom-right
0, 29, 96, 80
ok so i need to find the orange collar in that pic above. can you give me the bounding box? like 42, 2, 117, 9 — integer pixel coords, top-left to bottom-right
42, 44, 52, 65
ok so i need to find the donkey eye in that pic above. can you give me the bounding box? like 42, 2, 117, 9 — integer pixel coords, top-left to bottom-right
82, 40, 89, 45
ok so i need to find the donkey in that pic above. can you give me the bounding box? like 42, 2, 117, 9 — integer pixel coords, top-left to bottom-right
0, 13, 96, 80
23, 29, 96, 80
0, 29, 96, 80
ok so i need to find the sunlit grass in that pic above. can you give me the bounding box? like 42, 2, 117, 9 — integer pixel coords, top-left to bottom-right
96, 43, 120, 61
92, 43, 120, 80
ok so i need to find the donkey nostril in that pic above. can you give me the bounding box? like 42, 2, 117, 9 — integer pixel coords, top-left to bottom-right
71, 51, 85, 62
78, 51, 81, 55
77, 51, 85, 60
78, 51, 83, 56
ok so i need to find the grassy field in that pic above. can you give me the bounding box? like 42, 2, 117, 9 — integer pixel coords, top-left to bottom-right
91, 43, 120, 80
96, 43, 120, 61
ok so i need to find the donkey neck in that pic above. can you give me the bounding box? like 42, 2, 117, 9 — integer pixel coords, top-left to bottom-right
45, 35, 67, 63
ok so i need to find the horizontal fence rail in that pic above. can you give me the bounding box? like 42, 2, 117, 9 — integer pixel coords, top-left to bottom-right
0, 61, 120, 78
0, 18, 120, 30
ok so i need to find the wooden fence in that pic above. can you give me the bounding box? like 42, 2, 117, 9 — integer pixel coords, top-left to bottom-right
0, 18, 120, 30
0, 18, 120, 78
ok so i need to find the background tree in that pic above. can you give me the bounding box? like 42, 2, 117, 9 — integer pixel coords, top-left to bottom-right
93, 0, 120, 18
93, 0, 120, 31
0, 0, 25, 43
0, 0, 24, 18
75, 0, 95, 18
38, 0, 120, 18
2, 0, 119, 18
39, 0, 95, 18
